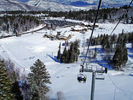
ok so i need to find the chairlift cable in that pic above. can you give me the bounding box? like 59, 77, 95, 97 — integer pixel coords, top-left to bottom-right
108, 73, 133, 94
129, 0, 133, 6
82, 0, 133, 65
82, 0, 102, 66
82, 0, 133, 69
110, 0, 133, 35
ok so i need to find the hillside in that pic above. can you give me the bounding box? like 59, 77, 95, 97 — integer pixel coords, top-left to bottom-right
0, 1, 133, 99
26, 0, 87, 11
0, 19, 133, 100
26, 0, 132, 8
0, 0, 132, 11
0, 0, 41, 11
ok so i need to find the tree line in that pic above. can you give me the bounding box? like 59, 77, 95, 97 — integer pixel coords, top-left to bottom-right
0, 58, 50, 100
48, 6, 133, 23
1, 6, 133, 23
57, 40, 80, 63
89, 32, 133, 70
0, 15, 41, 37
56, 31, 133, 69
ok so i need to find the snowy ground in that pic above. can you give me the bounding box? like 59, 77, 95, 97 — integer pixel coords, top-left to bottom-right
0, 22, 133, 100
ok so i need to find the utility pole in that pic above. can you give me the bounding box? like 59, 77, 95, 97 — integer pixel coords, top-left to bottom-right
90, 71, 96, 100
80, 64, 107, 100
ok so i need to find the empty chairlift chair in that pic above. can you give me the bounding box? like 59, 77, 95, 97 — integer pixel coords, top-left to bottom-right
95, 73, 105, 80
77, 73, 87, 83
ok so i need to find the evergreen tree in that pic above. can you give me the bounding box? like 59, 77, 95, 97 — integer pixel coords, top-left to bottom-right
125, 13, 129, 24
0, 60, 15, 100
105, 37, 111, 50
94, 48, 97, 58
5, 59, 17, 83
21, 81, 30, 100
60, 46, 68, 63
101, 34, 107, 49
103, 13, 107, 22
112, 41, 128, 69
131, 17, 133, 24
73, 40, 80, 61
110, 34, 117, 49
60, 40, 80, 63
12, 81, 23, 100
57, 43, 61, 60
68, 42, 75, 63
60, 54, 65, 63
113, 47, 122, 69
122, 44, 128, 65
27, 59, 51, 100
101, 35, 112, 50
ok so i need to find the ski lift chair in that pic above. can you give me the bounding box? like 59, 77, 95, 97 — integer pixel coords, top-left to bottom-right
95, 73, 105, 80
77, 73, 87, 83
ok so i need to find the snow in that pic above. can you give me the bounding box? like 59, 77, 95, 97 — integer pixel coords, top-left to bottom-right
22, 24, 46, 34
0, 0, 40, 11
0, 22, 133, 100
27, 0, 88, 11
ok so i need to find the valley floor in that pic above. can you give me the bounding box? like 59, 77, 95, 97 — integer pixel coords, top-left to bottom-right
0, 22, 133, 100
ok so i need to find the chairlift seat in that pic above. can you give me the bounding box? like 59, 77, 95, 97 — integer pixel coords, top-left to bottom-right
77, 74, 87, 82
95, 73, 105, 80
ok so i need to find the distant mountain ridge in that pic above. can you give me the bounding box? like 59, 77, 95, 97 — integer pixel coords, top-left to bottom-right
26, 0, 91, 11
25, 0, 132, 11
26, 0, 132, 11
29, 0, 131, 6
0, 0, 132, 11
0, 0, 41, 11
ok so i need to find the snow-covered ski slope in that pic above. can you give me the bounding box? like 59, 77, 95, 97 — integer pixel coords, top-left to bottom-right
0, 21, 133, 100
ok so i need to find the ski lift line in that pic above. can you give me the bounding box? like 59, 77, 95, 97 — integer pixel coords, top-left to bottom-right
110, 0, 133, 35
0, 45, 27, 72
82, 0, 102, 66
108, 74, 133, 95
110, 19, 121, 35
129, 0, 133, 6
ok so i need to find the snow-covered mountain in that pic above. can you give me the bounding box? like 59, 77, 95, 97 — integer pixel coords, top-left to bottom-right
101, 0, 131, 8
25, 0, 132, 11
0, 0, 41, 11
0, 0, 132, 11
41, 0, 131, 5
0, 0, 92, 12
26, 0, 89, 11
